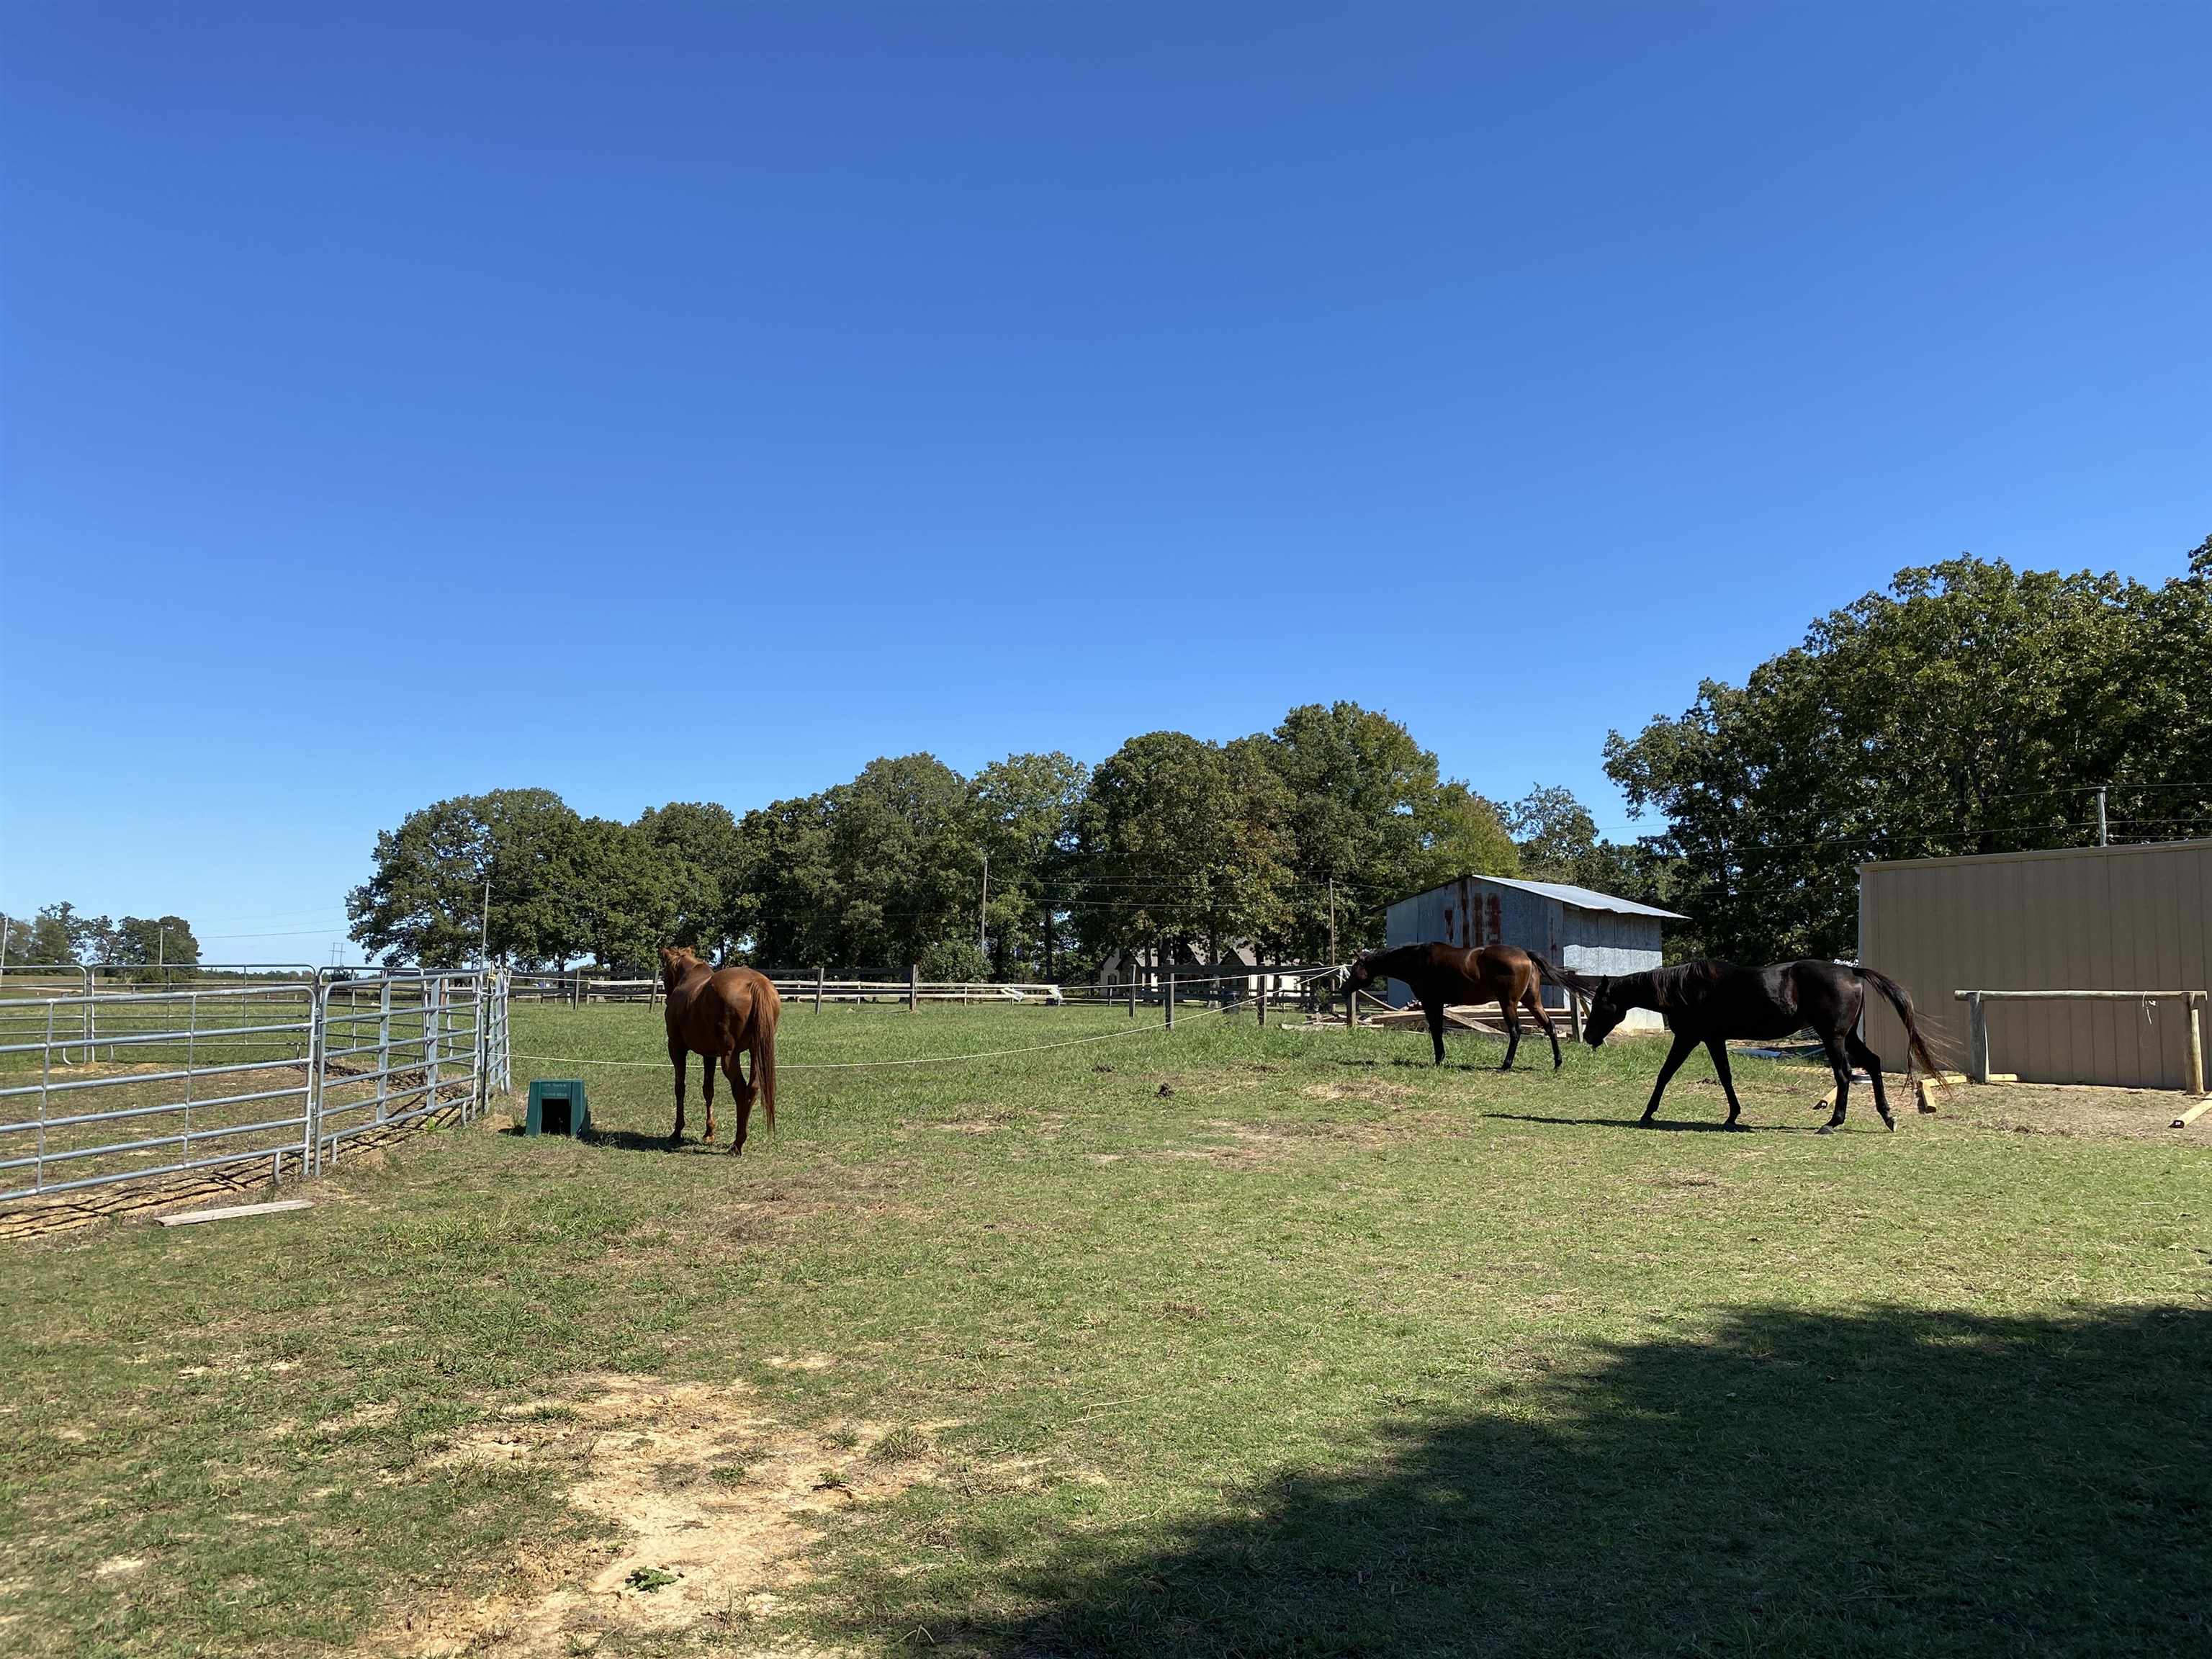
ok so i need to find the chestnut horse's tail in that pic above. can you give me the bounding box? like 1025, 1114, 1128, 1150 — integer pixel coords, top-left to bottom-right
1853, 965, 1943, 1087
750, 986, 778, 1133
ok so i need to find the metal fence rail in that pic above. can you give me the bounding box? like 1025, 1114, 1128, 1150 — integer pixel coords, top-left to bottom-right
0, 966, 511, 1208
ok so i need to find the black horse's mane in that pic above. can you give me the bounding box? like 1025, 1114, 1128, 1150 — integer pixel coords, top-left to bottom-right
1622, 960, 1735, 1011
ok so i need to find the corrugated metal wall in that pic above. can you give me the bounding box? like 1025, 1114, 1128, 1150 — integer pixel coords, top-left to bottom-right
1858, 840, 2211, 1089
1560, 909, 1665, 979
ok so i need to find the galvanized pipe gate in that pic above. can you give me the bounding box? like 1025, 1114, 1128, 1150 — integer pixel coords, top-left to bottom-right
0, 966, 512, 1208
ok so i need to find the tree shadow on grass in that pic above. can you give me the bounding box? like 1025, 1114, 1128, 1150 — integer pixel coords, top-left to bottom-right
840, 1303, 2211, 1656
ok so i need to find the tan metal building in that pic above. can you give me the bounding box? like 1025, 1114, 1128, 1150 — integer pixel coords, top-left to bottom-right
1858, 840, 2212, 1089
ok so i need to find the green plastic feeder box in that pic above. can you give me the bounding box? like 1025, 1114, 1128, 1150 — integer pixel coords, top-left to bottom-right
526, 1079, 590, 1137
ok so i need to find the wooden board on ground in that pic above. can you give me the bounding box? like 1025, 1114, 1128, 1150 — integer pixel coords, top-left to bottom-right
156, 1199, 315, 1228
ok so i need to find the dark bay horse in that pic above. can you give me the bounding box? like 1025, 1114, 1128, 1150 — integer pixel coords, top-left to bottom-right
1578, 958, 1941, 1132
660, 946, 781, 1154
1344, 942, 1581, 1069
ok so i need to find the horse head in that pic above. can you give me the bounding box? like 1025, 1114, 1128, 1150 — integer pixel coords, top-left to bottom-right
660, 945, 706, 991
1582, 976, 1627, 1046
1342, 950, 1378, 1002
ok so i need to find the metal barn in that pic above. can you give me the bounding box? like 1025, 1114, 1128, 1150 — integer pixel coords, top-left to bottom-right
1858, 839, 2212, 1090
1384, 873, 1684, 1029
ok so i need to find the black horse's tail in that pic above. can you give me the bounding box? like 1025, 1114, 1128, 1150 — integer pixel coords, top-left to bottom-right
1853, 966, 1944, 1092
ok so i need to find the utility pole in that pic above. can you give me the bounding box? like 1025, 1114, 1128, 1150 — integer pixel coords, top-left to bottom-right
1328, 876, 1337, 965
978, 852, 989, 969
2095, 786, 2108, 847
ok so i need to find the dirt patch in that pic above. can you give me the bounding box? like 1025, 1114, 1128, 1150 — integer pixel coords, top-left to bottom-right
316, 1401, 399, 1434
374, 1373, 938, 1657
1302, 1079, 1418, 1106
1179, 1112, 1462, 1169
1939, 1080, 2212, 1143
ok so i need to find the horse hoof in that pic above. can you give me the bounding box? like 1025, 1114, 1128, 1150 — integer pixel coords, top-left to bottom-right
1816, 1124, 1835, 1136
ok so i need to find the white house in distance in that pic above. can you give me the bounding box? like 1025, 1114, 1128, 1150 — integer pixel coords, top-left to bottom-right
1384, 873, 1685, 1030
1097, 940, 1300, 999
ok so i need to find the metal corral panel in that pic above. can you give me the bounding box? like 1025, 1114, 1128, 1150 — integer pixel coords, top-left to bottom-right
1858, 840, 2212, 1089
1385, 874, 1669, 1027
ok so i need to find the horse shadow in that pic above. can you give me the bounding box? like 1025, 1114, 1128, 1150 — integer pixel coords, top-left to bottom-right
1480, 1110, 1816, 1134
819, 1303, 2212, 1655
573, 1126, 722, 1156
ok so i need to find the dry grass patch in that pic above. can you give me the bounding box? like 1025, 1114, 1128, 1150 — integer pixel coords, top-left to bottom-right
377, 1373, 940, 1657
1938, 1079, 2212, 1142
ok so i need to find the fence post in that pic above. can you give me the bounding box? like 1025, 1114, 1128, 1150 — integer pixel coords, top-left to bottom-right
909, 964, 919, 1014
1128, 966, 1136, 1020
815, 966, 824, 1014
426, 975, 444, 1115
1166, 971, 1174, 1030
1966, 992, 1989, 1083
38, 1002, 53, 1192
473, 975, 490, 1121
1257, 960, 1268, 1026
376, 975, 392, 1123
2187, 992, 2206, 1098
305, 979, 327, 1177
83, 965, 95, 1065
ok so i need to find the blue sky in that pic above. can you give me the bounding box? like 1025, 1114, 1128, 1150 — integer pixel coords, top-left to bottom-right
4, 3, 2207, 964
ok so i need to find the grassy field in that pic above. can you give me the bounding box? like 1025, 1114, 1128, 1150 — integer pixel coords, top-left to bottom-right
2, 998, 2206, 1657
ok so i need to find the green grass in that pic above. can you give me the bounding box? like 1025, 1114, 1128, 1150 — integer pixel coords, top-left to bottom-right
1, 999, 2206, 1656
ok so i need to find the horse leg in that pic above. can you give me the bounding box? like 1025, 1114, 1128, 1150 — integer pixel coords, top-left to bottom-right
700, 1048, 716, 1143
1527, 990, 1562, 1071
1642, 1033, 1696, 1124
1424, 1000, 1447, 1066
668, 1042, 688, 1144
1497, 997, 1521, 1071
1704, 1037, 1746, 1128
720, 1048, 755, 1155
1847, 1032, 1896, 1131
1817, 1032, 1853, 1133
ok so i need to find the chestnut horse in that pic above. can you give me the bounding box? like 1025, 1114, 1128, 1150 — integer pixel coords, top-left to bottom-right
660, 946, 781, 1154
1343, 942, 1581, 1069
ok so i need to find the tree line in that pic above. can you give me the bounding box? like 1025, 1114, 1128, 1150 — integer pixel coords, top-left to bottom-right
343, 703, 1630, 976
0, 904, 202, 972
1604, 536, 2211, 961
25, 542, 2197, 981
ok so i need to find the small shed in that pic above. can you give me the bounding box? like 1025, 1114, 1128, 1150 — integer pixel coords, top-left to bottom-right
1384, 873, 1685, 1029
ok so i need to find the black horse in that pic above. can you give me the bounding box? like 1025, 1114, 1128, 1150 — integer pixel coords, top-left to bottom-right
1578, 959, 1941, 1132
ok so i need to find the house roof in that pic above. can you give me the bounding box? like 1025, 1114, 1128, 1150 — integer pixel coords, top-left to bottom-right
1408, 872, 1687, 922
